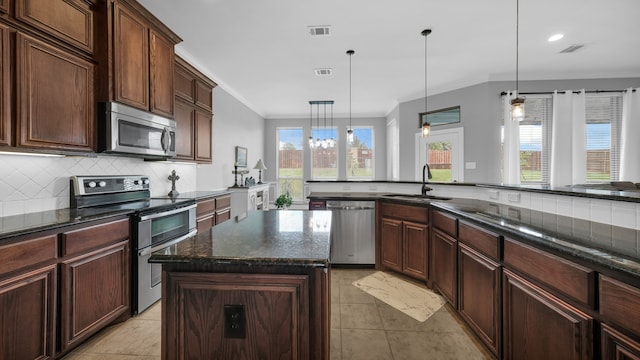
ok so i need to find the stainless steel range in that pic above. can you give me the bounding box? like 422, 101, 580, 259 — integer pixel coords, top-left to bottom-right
70, 175, 196, 314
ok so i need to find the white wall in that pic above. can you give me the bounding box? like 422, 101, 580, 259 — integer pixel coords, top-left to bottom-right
196, 86, 265, 190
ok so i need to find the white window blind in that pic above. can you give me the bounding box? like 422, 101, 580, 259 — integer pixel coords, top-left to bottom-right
585, 94, 622, 182
519, 96, 552, 183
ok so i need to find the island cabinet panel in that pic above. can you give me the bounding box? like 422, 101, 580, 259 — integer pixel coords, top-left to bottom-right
15, 0, 95, 53
60, 240, 129, 352
503, 269, 593, 360
164, 272, 311, 360
503, 238, 595, 309
16, 32, 95, 152
458, 243, 501, 357
0, 264, 57, 360
601, 323, 640, 360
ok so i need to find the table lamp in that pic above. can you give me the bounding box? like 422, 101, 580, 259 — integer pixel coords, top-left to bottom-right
253, 159, 267, 184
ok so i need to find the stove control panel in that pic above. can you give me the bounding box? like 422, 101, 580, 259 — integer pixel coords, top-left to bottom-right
71, 175, 150, 195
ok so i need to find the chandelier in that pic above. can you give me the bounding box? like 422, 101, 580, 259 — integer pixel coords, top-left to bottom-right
308, 100, 335, 149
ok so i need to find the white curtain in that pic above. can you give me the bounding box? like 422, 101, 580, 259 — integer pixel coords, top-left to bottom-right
620, 88, 640, 181
503, 91, 521, 184
550, 90, 586, 187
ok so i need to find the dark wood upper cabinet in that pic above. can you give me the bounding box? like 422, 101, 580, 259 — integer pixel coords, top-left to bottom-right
149, 28, 174, 117
0, 23, 10, 147
0, 0, 8, 13
16, 32, 95, 151
174, 99, 195, 160
15, 0, 95, 53
194, 108, 212, 163
113, 1, 149, 111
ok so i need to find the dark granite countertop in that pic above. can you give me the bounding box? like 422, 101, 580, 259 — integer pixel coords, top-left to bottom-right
156, 190, 231, 201
149, 210, 332, 267
426, 198, 640, 279
0, 207, 132, 241
308, 192, 391, 201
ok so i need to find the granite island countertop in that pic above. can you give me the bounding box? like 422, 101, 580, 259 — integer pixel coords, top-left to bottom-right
149, 210, 332, 267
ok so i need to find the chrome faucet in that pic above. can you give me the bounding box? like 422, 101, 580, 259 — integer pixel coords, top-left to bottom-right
421, 163, 433, 196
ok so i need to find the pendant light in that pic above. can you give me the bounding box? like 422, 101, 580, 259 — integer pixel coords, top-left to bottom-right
308, 102, 314, 148
421, 29, 431, 138
321, 102, 328, 148
329, 103, 335, 147
510, 0, 525, 121
308, 100, 335, 149
346, 49, 355, 144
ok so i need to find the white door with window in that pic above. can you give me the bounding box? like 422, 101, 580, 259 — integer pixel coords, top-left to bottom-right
415, 128, 464, 182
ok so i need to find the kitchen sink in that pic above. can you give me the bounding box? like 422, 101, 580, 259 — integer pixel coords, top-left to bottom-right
383, 194, 452, 201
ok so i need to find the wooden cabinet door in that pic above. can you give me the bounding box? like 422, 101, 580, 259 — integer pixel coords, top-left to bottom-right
149, 29, 174, 116
0, 0, 8, 13
430, 228, 457, 306
380, 217, 403, 272
0, 23, 10, 146
503, 269, 593, 360
16, 33, 94, 151
402, 221, 428, 281
195, 79, 213, 111
174, 99, 195, 160
15, 0, 94, 53
0, 264, 56, 360
60, 241, 129, 352
601, 323, 640, 360
113, 1, 149, 111
458, 243, 501, 356
194, 108, 212, 163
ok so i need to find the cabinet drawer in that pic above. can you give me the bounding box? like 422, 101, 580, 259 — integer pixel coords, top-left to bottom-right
600, 275, 640, 336
431, 209, 457, 237
196, 198, 215, 218
215, 195, 231, 210
216, 208, 231, 225
503, 238, 595, 308
0, 234, 57, 276
175, 62, 195, 102
62, 218, 129, 256
458, 220, 500, 260
379, 202, 428, 224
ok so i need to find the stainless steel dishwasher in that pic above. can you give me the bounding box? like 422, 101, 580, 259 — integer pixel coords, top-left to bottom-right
326, 200, 375, 265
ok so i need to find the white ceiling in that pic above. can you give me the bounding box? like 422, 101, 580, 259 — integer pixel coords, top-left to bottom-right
138, 0, 640, 119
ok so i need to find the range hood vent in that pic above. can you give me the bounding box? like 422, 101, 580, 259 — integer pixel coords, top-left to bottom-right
314, 68, 332, 76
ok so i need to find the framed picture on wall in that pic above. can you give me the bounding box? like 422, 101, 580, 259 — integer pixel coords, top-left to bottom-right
419, 105, 461, 128
235, 146, 248, 167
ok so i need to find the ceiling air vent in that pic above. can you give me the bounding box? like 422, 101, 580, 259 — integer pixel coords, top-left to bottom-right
559, 44, 585, 53
308, 26, 331, 36
315, 68, 332, 76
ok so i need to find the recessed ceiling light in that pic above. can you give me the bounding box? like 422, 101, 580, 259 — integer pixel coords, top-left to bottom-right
548, 33, 564, 42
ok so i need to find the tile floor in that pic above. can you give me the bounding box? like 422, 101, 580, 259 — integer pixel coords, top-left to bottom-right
62, 269, 492, 360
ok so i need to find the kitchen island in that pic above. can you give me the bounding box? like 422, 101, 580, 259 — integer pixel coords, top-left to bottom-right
149, 210, 332, 360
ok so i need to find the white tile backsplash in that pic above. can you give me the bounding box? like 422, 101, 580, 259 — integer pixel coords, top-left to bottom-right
572, 197, 591, 221
591, 199, 613, 224
556, 197, 573, 217
1, 153, 197, 216
611, 202, 637, 229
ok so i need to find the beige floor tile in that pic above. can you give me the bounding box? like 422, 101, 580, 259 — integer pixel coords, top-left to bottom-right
340, 329, 392, 360
62, 353, 158, 360
81, 318, 161, 356
332, 268, 376, 285
386, 330, 490, 360
339, 283, 377, 304
331, 302, 341, 329
331, 278, 341, 304
340, 303, 383, 330
330, 328, 342, 360
136, 301, 162, 320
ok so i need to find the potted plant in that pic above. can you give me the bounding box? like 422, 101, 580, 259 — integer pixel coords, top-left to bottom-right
274, 191, 292, 209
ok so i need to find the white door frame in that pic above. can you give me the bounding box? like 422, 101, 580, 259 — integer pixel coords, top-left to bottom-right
414, 127, 465, 182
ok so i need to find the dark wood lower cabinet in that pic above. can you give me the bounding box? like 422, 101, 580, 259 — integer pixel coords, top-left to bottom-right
60, 240, 130, 352
430, 227, 457, 305
402, 221, 428, 281
458, 243, 501, 357
380, 217, 403, 273
0, 264, 56, 360
602, 323, 640, 360
503, 269, 593, 360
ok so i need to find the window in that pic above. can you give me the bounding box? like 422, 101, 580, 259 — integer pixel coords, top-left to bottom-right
311, 126, 337, 179
585, 94, 622, 182
347, 127, 374, 179
418, 128, 464, 182
277, 128, 304, 201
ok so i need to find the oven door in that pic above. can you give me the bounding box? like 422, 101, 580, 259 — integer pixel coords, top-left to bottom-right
136, 229, 196, 314
137, 204, 196, 249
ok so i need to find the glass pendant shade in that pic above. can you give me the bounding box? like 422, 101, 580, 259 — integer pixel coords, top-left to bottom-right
421, 122, 431, 137
510, 97, 525, 122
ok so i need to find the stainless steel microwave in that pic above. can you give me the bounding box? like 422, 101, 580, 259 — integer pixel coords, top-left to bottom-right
99, 102, 176, 158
